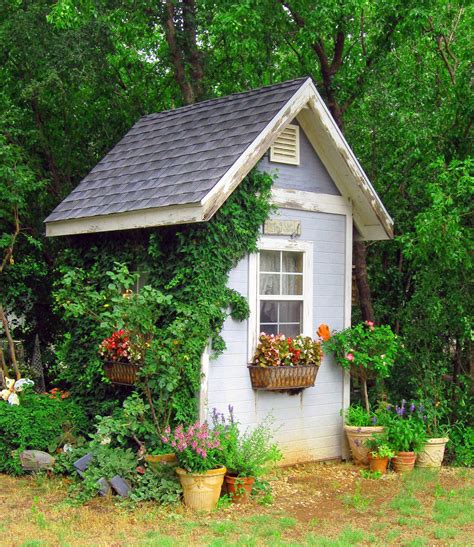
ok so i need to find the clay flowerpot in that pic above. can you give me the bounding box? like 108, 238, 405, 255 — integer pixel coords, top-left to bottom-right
392, 451, 416, 473
176, 466, 226, 511
344, 426, 385, 466
144, 453, 177, 471
224, 475, 255, 504
416, 438, 449, 469
368, 453, 389, 474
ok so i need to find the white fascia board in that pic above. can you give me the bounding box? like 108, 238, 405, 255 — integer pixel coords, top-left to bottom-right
301, 82, 393, 239
271, 188, 352, 216
45, 203, 204, 237
200, 78, 314, 220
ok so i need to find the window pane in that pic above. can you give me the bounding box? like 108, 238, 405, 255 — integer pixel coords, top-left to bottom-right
260, 250, 280, 272
260, 273, 280, 295
260, 301, 278, 323
282, 274, 303, 295
282, 252, 303, 273
279, 323, 300, 337
260, 324, 278, 335
279, 301, 302, 322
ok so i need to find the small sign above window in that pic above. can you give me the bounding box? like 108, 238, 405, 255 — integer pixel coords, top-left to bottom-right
264, 219, 301, 236
269, 124, 300, 165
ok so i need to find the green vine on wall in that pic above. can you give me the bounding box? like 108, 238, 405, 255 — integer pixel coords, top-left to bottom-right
53, 170, 274, 427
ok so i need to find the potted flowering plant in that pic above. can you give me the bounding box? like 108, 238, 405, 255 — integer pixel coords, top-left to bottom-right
211, 407, 281, 503
385, 401, 427, 473
248, 333, 322, 391
322, 321, 399, 414
161, 422, 225, 511
364, 433, 395, 474
99, 329, 145, 385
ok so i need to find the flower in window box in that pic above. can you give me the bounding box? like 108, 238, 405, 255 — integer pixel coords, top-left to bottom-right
251, 333, 322, 367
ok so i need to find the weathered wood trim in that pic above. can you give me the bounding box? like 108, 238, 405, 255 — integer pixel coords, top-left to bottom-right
271, 188, 352, 216
45, 204, 204, 237
201, 79, 314, 220
198, 343, 210, 423
341, 211, 353, 459
296, 83, 393, 240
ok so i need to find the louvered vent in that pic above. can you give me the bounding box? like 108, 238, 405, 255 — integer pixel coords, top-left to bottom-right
269, 124, 300, 165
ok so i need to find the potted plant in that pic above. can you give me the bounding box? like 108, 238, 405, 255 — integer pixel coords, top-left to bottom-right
161, 422, 225, 511
211, 407, 281, 503
385, 401, 427, 473
342, 404, 386, 465
99, 329, 144, 385
322, 321, 399, 414
248, 333, 322, 391
416, 403, 449, 469
365, 433, 395, 474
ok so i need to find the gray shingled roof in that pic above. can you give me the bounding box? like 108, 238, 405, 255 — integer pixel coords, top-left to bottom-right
46, 78, 308, 223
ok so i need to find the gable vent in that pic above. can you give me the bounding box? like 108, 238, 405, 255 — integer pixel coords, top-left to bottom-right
269, 124, 300, 165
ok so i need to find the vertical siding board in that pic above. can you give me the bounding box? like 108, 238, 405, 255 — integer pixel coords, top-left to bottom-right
207, 206, 347, 464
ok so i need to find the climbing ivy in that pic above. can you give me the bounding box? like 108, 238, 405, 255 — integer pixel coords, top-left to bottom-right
53, 170, 274, 424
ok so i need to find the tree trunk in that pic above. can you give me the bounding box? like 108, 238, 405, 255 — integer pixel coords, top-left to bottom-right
353, 240, 375, 322
0, 304, 20, 380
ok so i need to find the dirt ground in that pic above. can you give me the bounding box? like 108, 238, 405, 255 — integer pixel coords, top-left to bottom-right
0, 462, 472, 546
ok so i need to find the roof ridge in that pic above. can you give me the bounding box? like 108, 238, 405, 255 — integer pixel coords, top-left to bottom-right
142, 77, 310, 121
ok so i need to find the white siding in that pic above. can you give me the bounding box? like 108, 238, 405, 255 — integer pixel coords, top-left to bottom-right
206, 208, 348, 464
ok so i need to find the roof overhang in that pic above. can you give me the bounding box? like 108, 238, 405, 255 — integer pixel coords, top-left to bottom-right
45, 78, 393, 240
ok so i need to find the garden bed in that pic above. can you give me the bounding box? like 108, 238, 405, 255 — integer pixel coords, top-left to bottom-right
0, 462, 472, 545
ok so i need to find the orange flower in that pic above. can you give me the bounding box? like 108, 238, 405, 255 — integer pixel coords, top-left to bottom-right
317, 323, 331, 341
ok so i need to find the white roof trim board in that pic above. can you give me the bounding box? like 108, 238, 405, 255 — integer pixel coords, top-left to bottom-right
45, 78, 393, 240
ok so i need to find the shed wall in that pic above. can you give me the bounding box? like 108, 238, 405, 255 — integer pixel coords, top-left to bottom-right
206, 208, 348, 464
258, 122, 340, 195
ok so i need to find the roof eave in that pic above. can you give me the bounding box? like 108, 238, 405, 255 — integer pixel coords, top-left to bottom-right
45, 203, 205, 237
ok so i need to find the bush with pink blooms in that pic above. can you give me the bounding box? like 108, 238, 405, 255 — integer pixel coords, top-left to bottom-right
161, 422, 223, 473
322, 321, 400, 413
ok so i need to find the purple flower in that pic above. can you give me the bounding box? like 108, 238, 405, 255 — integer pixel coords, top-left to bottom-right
409, 403, 415, 413
386, 404, 392, 411
371, 416, 377, 425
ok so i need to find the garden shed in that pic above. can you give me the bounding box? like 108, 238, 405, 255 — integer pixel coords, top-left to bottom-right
45, 77, 393, 464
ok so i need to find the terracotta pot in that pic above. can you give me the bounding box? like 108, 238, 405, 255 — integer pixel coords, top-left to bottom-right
416, 438, 449, 469
145, 453, 177, 471
176, 466, 226, 511
392, 451, 416, 473
224, 475, 255, 504
368, 453, 389, 474
344, 426, 385, 466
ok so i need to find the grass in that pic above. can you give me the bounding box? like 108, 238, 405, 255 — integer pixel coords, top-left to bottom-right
0, 464, 472, 546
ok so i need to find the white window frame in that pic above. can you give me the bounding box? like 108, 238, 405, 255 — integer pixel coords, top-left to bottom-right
248, 237, 313, 361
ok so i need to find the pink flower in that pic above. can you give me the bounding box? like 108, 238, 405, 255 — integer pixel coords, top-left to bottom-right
346, 353, 355, 361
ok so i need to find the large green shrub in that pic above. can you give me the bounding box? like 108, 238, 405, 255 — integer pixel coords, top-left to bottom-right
0, 391, 88, 474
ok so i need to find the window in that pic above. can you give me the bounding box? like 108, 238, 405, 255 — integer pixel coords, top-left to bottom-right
249, 239, 313, 354
259, 250, 304, 337
269, 124, 300, 165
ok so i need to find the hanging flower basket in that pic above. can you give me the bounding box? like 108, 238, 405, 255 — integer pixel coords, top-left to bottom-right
103, 361, 141, 385
247, 363, 319, 390
248, 333, 322, 391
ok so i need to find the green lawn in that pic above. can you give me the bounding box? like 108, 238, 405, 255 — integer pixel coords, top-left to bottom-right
1, 463, 472, 546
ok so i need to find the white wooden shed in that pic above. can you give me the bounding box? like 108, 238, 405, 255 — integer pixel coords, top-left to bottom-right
45, 77, 393, 464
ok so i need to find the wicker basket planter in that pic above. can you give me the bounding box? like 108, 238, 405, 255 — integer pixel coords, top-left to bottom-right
247, 364, 319, 391
104, 361, 141, 385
